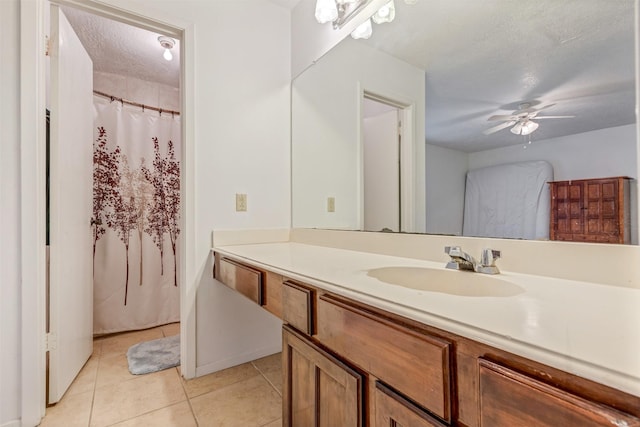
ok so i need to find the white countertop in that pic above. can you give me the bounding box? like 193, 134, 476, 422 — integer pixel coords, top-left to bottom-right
214, 242, 640, 396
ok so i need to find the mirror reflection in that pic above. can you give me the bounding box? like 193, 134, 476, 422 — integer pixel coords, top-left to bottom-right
292, 0, 638, 244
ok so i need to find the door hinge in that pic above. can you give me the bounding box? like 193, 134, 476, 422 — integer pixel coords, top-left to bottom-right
46, 332, 58, 351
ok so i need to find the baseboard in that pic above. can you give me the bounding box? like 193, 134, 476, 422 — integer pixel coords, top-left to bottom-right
194, 344, 282, 378
1, 420, 21, 427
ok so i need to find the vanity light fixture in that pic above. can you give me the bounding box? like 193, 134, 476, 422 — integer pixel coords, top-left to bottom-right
158, 36, 175, 61
315, 0, 369, 28
314, 0, 411, 40
371, 0, 395, 24
351, 18, 373, 39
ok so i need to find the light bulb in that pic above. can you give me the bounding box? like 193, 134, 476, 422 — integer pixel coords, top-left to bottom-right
351, 18, 373, 39
163, 48, 173, 61
520, 120, 539, 135
315, 0, 338, 24
372, 0, 395, 24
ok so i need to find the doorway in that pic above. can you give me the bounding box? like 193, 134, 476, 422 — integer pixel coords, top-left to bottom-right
361, 93, 414, 232
46, 1, 185, 405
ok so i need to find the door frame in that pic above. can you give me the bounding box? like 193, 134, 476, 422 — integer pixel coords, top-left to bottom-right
357, 85, 417, 232
20, 1, 195, 425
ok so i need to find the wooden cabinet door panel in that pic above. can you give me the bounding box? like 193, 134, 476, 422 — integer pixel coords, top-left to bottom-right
217, 257, 264, 304
479, 359, 640, 427
282, 280, 315, 336
550, 177, 629, 243
263, 271, 284, 318
374, 382, 447, 427
283, 326, 364, 427
316, 294, 452, 422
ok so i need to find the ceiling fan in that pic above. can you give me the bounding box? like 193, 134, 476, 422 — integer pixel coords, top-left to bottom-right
483, 103, 575, 136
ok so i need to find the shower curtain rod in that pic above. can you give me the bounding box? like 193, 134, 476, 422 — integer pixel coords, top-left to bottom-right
93, 90, 181, 116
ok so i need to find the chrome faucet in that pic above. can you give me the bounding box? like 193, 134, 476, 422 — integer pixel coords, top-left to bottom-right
444, 246, 501, 274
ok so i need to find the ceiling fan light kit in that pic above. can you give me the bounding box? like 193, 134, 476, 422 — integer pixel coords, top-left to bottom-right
483, 102, 574, 137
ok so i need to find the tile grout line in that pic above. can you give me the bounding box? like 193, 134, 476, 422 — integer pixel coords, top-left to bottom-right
178, 366, 201, 427
251, 360, 283, 397
87, 341, 103, 427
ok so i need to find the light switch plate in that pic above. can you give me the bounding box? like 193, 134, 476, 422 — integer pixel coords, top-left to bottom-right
327, 197, 335, 212
236, 193, 247, 212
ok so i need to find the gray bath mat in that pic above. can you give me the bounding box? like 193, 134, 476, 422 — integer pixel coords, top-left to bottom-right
127, 335, 180, 375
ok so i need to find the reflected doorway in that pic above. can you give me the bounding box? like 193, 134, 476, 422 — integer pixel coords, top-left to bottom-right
362, 96, 402, 232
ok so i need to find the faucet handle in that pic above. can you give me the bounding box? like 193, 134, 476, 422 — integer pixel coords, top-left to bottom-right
445, 246, 462, 256
481, 248, 501, 266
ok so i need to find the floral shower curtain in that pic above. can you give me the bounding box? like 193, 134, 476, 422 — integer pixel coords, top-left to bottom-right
92, 95, 181, 335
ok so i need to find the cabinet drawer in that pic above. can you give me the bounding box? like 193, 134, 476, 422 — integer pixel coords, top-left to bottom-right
479, 359, 640, 427
217, 257, 264, 305
375, 382, 447, 427
316, 294, 452, 422
282, 280, 314, 335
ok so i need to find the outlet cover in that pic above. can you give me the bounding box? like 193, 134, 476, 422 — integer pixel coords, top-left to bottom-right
236, 193, 247, 212
327, 197, 335, 212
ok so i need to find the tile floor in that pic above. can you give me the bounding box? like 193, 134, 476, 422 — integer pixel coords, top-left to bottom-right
39, 323, 283, 427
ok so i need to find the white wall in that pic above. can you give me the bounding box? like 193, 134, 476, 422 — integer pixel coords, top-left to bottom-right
292, 37, 425, 230
469, 124, 638, 180
11, 1, 291, 425
423, 124, 638, 237
291, 0, 390, 77
98, 0, 291, 376
93, 71, 180, 111
425, 143, 468, 235
1, 1, 22, 425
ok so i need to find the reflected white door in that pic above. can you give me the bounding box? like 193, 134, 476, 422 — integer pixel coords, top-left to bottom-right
363, 107, 401, 232
48, 5, 94, 404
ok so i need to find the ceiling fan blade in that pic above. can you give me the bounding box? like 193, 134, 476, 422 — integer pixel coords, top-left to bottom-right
514, 103, 556, 115
534, 115, 575, 119
487, 114, 517, 122
483, 121, 516, 135
534, 103, 556, 111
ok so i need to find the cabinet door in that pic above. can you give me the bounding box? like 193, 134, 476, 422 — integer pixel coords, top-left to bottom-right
479, 359, 640, 427
283, 326, 364, 427
374, 382, 447, 427
550, 180, 585, 241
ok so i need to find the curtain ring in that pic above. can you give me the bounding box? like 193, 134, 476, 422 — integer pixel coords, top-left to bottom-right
159, 109, 163, 116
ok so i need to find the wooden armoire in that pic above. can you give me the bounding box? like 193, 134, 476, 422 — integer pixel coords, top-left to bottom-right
549, 176, 631, 244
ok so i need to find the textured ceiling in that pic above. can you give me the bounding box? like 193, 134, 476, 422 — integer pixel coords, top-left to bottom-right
62, 6, 180, 88
268, 0, 303, 9
62, 1, 635, 152
362, 0, 636, 152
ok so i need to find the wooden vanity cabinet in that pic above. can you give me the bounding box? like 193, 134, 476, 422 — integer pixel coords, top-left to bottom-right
549, 176, 631, 243
212, 252, 640, 427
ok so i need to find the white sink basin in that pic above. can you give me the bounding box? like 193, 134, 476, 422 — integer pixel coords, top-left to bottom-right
367, 267, 524, 297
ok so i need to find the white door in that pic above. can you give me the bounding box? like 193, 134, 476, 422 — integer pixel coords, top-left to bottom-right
48, 5, 94, 404
363, 106, 401, 232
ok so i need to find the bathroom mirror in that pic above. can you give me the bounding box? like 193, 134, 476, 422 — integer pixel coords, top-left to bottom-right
291, 0, 638, 243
